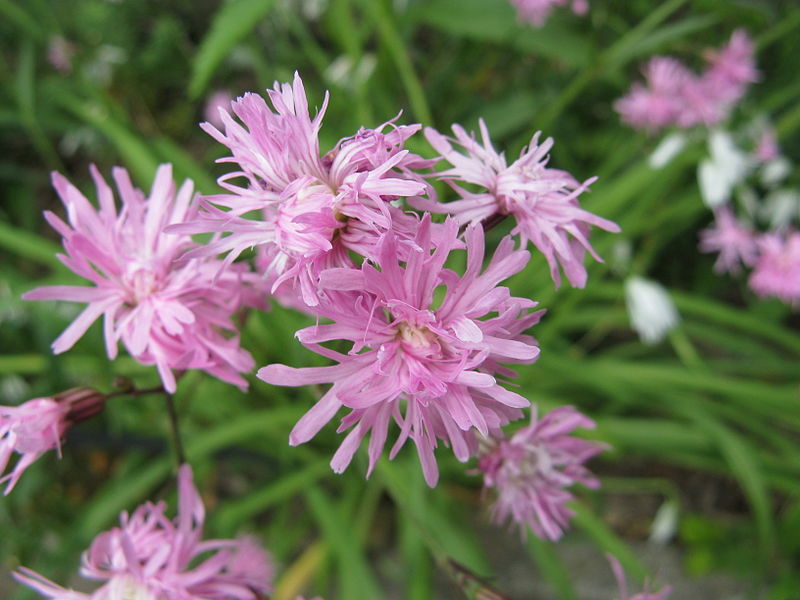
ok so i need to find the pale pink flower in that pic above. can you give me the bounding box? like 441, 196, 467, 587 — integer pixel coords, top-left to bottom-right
607, 554, 671, 600
477, 405, 605, 540
614, 58, 691, 131
699, 207, 758, 274
47, 35, 75, 74
749, 231, 800, 305
204, 89, 236, 129
755, 128, 780, 163
15, 464, 273, 600
511, 0, 588, 26
416, 119, 619, 288
704, 29, 759, 109
259, 217, 542, 487
618, 30, 757, 131
23, 164, 256, 393
172, 74, 432, 307
0, 388, 105, 494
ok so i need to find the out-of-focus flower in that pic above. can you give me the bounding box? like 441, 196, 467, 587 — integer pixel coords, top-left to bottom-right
615, 58, 691, 132
510, 0, 589, 27
15, 464, 273, 600
625, 276, 680, 345
617, 30, 757, 132
760, 156, 792, 187
749, 231, 800, 305
607, 554, 672, 600
703, 29, 759, 108
699, 206, 757, 274
755, 128, 780, 163
204, 90, 235, 130
697, 130, 751, 208
1, 388, 105, 494
259, 217, 542, 487
171, 73, 433, 307
477, 406, 605, 540
47, 35, 75, 74
417, 119, 619, 288
23, 164, 256, 393
648, 132, 687, 169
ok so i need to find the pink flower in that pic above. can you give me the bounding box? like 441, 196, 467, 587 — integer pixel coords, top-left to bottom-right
755, 128, 780, 163
749, 231, 800, 305
259, 216, 543, 487
510, 0, 589, 26
1, 388, 105, 495
614, 58, 691, 131
47, 35, 75, 74
171, 73, 432, 307
15, 464, 273, 600
617, 30, 757, 132
23, 164, 256, 393
416, 119, 619, 288
477, 406, 605, 540
699, 207, 758, 274
607, 554, 671, 600
703, 29, 759, 109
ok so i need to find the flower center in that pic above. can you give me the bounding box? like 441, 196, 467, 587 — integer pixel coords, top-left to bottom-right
124, 266, 160, 304
397, 322, 438, 349
106, 576, 158, 600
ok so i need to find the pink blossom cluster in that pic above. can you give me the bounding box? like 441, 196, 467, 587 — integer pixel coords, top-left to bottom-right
15, 464, 273, 600
615, 30, 758, 132
700, 204, 800, 307
510, 0, 589, 27
19, 72, 615, 541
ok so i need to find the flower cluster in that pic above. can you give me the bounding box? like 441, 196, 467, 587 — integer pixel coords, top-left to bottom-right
697, 132, 800, 305
615, 30, 758, 132
510, 0, 588, 27
20, 72, 615, 545
15, 464, 273, 600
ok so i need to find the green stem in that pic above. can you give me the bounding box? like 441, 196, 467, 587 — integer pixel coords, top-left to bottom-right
164, 392, 187, 467
361, 0, 433, 125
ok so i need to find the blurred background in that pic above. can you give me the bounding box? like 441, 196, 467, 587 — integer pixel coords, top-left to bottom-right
0, 0, 799, 598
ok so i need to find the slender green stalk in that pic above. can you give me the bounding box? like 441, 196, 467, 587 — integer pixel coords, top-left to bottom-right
164, 392, 187, 467
361, 0, 433, 125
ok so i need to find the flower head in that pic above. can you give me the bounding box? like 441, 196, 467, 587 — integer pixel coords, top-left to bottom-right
510, 0, 589, 27
699, 207, 757, 274
15, 464, 273, 600
259, 216, 543, 486
614, 58, 691, 131
617, 30, 758, 132
624, 276, 680, 345
23, 164, 256, 393
477, 405, 605, 540
749, 231, 800, 305
417, 119, 619, 288
1, 388, 105, 495
171, 73, 433, 307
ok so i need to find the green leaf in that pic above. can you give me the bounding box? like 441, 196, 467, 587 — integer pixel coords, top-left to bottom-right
305, 485, 382, 600
0, 220, 62, 268
189, 0, 277, 100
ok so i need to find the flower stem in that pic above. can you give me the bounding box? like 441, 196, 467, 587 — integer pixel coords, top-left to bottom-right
164, 392, 186, 467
